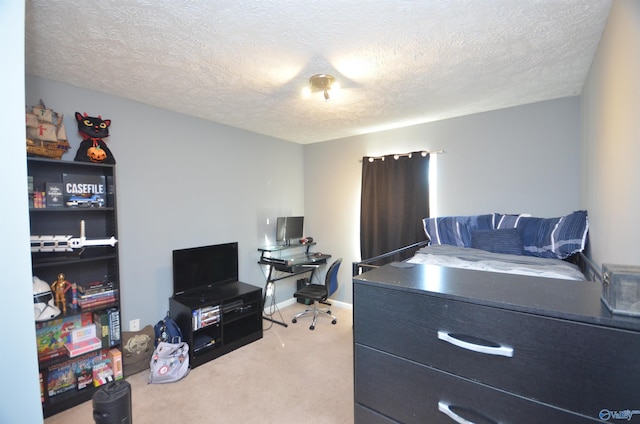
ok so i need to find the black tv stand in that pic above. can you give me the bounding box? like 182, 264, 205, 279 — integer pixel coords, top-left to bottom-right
169, 281, 262, 368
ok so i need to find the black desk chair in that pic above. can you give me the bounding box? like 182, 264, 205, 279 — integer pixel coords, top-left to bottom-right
292, 258, 342, 330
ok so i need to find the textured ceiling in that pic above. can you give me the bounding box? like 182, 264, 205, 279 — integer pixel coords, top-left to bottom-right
25, 0, 612, 144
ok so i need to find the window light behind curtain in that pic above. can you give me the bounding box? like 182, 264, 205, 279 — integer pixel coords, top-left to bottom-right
360, 152, 430, 264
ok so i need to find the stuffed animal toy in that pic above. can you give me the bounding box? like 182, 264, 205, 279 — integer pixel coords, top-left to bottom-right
74, 112, 115, 164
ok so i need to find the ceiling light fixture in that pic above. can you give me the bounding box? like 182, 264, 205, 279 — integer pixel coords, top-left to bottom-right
306, 74, 337, 101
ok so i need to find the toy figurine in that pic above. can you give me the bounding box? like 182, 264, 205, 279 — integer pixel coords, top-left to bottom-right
51, 273, 72, 313
33, 276, 61, 321
74, 112, 115, 164
70, 282, 78, 310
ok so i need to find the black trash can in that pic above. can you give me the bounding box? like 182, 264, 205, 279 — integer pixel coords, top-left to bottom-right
92, 380, 132, 424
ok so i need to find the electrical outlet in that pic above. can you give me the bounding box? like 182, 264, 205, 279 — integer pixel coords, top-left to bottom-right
130, 319, 140, 332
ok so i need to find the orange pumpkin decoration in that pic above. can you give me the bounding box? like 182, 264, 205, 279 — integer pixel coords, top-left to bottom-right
87, 145, 107, 162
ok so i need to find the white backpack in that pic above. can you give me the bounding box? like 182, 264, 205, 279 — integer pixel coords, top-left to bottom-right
148, 341, 190, 384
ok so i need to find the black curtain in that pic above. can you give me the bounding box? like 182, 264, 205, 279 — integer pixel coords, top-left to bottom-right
360, 152, 430, 263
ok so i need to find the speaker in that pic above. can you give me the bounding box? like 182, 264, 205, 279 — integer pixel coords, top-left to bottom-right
92, 380, 132, 424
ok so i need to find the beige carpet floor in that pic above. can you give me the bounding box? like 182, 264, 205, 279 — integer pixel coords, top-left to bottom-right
44, 303, 354, 424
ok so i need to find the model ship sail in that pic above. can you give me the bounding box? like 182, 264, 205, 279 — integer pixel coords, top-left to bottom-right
26, 99, 70, 159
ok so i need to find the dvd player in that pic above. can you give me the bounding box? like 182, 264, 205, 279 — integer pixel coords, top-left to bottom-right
222, 299, 244, 313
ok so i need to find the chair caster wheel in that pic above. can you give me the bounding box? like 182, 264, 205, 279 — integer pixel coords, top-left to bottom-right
327, 310, 332, 314
292, 318, 297, 324
332, 319, 337, 325
310, 325, 315, 330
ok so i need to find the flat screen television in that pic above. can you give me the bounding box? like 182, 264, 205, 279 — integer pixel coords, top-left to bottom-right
276, 216, 304, 245
172, 242, 238, 297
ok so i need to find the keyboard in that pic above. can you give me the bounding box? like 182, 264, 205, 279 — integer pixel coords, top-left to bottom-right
260, 252, 331, 268
259, 256, 287, 265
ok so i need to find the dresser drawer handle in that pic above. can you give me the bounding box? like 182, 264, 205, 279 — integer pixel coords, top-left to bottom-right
437, 331, 513, 357
438, 401, 497, 424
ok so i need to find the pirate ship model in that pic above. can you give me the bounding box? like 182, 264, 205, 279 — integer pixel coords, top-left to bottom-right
26, 99, 70, 159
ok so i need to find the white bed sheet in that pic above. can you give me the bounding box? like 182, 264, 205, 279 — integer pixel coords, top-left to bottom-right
406, 245, 586, 281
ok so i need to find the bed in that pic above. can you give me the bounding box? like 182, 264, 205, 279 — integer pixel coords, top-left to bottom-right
406, 244, 586, 280
353, 210, 599, 282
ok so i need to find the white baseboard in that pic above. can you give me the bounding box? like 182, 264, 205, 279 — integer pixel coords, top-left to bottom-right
264, 297, 352, 314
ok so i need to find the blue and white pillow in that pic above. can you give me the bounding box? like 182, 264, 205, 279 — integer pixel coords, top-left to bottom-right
495, 213, 530, 229
497, 210, 589, 259
422, 214, 495, 247
471, 228, 524, 256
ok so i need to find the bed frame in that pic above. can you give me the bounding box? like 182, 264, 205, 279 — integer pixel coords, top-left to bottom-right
352, 240, 429, 276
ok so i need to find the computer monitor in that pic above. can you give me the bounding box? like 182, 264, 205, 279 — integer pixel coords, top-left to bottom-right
276, 216, 304, 245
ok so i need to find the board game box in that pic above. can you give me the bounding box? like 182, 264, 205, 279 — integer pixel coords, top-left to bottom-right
36, 312, 92, 361
62, 173, 106, 207
46, 350, 104, 397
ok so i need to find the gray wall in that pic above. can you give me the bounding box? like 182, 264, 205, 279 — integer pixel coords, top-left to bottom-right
303, 97, 581, 304
24, 76, 306, 332
22, 81, 583, 379
581, 0, 640, 267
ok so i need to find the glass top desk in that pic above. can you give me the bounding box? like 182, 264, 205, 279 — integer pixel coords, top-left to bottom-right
258, 243, 331, 327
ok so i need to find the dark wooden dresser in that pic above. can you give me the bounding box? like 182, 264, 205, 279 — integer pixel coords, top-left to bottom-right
353, 263, 640, 423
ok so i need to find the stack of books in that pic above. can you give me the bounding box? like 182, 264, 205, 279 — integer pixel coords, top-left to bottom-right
77, 281, 117, 309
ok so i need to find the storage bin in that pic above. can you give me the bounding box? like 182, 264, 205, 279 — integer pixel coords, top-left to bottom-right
602, 264, 640, 317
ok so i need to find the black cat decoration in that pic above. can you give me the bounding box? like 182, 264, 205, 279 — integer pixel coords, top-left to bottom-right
74, 112, 115, 164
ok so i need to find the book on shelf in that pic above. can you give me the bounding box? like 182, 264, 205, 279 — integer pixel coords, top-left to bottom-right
80, 288, 116, 297
39, 373, 45, 403
79, 290, 117, 301
32, 190, 46, 208
78, 297, 117, 310
78, 288, 117, 301
78, 293, 117, 306
45, 182, 64, 208
93, 311, 109, 348
107, 308, 121, 347
78, 295, 118, 309
77, 281, 115, 295
38, 347, 68, 362
79, 294, 117, 303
